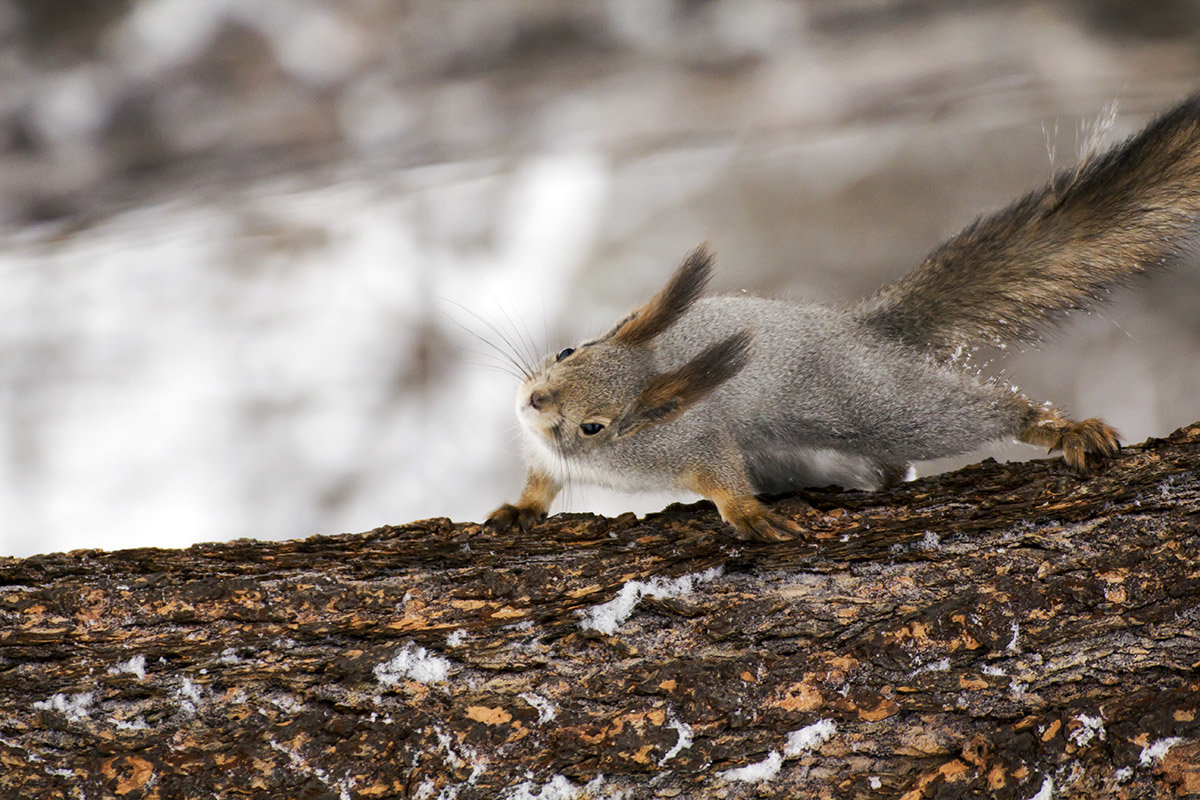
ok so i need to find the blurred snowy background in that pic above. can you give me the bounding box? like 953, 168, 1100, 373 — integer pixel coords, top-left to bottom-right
1, 1, 1199, 556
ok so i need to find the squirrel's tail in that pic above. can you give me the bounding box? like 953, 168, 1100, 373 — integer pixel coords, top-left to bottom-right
854, 94, 1200, 355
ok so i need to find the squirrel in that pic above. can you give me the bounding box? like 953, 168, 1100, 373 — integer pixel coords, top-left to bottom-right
486, 95, 1200, 542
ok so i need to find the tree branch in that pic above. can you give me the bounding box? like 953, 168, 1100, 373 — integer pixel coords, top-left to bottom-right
3, 423, 1199, 799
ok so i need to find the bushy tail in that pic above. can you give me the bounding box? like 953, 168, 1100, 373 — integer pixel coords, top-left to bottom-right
855, 95, 1200, 355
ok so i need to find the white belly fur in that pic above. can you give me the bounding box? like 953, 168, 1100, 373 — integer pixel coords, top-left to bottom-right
521, 429, 677, 493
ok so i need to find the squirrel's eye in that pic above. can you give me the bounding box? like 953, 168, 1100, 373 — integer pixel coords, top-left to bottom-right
556, 347, 575, 362
580, 422, 604, 436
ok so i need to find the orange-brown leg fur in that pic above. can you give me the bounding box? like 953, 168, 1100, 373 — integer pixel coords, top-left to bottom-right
1019, 407, 1120, 470
687, 469, 805, 543
486, 469, 561, 533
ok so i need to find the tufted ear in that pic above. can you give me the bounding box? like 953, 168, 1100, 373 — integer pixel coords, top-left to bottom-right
611, 244, 714, 346
615, 331, 751, 438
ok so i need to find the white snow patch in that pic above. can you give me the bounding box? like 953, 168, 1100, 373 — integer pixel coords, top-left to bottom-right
216, 648, 241, 664
784, 719, 836, 756
659, 714, 693, 765
578, 567, 723, 635
868, 776, 882, 789
1068, 714, 1105, 748
33, 692, 94, 721
269, 693, 305, 714
177, 677, 203, 715
108, 654, 147, 680
414, 778, 437, 800
447, 629, 468, 647
921, 531, 941, 549
1139, 736, 1182, 766
519, 692, 558, 724
434, 728, 465, 766
1026, 775, 1053, 800
502, 774, 604, 800
1113, 766, 1133, 783
982, 664, 1006, 676
374, 642, 451, 685
431, 725, 486, 792
112, 716, 150, 731
911, 657, 950, 676
719, 750, 783, 783
720, 719, 837, 782
1007, 621, 1021, 652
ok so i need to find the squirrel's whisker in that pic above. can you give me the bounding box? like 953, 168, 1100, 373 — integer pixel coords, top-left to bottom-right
440, 302, 534, 379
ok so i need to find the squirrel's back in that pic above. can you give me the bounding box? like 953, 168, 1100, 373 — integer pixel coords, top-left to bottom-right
654, 296, 1028, 487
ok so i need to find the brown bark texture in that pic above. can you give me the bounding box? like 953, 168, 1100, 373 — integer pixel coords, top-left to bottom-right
2, 423, 1199, 800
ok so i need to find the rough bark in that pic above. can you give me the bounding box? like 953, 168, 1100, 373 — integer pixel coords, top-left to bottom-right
2, 424, 1199, 800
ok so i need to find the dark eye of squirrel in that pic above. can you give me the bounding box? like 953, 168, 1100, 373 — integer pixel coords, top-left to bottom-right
580, 422, 604, 436
556, 347, 575, 362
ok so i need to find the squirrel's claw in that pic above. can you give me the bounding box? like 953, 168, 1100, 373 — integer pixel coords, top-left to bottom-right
485, 503, 547, 534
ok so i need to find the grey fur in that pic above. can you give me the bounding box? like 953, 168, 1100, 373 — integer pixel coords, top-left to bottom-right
574, 296, 1030, 493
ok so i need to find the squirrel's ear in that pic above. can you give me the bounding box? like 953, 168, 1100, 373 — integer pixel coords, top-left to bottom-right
615, 331, 751, 437
611, 244, 713, 346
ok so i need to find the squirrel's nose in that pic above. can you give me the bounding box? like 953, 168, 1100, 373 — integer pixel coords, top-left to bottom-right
529, 390, 549, 410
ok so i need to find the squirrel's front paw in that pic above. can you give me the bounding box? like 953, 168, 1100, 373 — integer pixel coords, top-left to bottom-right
729, 507, 805, 543
485, 503, 547, 534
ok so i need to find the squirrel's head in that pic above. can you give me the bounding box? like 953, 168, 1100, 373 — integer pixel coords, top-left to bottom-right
516, 245, 751, 459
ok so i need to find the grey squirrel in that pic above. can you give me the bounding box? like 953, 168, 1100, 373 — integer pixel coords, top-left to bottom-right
487, 95, 1200, 542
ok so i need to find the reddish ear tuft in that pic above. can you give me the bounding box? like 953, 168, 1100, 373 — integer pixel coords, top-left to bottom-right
615, 330, 751, 437
612, 244, 714, 345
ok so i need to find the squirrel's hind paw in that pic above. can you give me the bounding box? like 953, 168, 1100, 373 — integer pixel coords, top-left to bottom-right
485, 503, 547, 534
1020, 412, 1120, 471
729, 506, 805, 543
689, 472, 807, 543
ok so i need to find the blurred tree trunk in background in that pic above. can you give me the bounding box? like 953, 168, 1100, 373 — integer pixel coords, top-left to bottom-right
2, 423, 1198, 799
